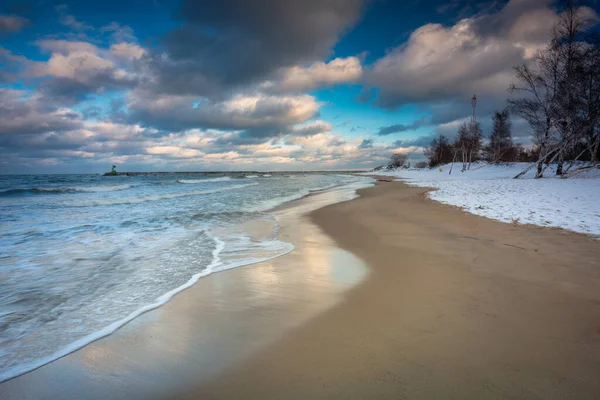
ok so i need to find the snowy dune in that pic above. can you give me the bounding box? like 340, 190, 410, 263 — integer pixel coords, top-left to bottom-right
372, 163, 600, 236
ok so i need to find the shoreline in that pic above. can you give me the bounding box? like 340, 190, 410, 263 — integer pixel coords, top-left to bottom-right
184, 179, 600, 399
0, 178, 373, 397
0, 176, 373, 384
2, 179, 600, 399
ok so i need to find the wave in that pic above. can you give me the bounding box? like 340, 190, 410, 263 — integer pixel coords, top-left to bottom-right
0, 231, 225, 383
0, 227, 295, 383
0, 185, 132, 197
245, 175, 259, 178
262, 174, 272, 177
67, 183, 256, 207
176, 177, 232, 184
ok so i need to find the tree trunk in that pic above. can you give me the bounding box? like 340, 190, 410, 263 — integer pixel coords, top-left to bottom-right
556, 152, 564, 175
535, 145, 545, 178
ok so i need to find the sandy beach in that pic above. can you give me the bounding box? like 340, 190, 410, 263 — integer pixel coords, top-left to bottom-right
2, 179, 600, 399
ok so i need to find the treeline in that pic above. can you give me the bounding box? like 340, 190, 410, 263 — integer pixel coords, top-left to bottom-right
425, 1, 600, 177
425, 110, 538, 169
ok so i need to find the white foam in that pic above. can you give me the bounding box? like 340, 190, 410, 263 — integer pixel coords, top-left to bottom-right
71, 184, 133, 192
0, 232, 225, 383
245, 175, 259, 178
67, 183, 256, 207
0, 175, 376, 383
177, 177, 232, 184
0, 224, 299, 383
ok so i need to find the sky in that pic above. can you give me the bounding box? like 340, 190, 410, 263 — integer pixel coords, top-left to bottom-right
1, 0, 598, 173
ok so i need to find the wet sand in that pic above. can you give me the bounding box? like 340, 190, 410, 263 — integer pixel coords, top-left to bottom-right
183, 179, 600, 399
0, 184, 370, 399
2, 180, 600, 399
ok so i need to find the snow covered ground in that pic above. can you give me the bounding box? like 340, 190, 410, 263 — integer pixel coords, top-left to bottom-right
371, 163, 600, 236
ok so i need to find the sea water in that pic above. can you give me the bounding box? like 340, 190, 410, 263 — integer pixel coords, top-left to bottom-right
0, 173, 372, 381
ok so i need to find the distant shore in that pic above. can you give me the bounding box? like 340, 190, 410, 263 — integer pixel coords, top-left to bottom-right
102, 170, 370, 176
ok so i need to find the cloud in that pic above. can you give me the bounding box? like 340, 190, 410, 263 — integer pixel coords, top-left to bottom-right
29, 40, 141, 103
263, 56, 363, 92
287, 120, 332, 137
358, 138, 373, 148
60, 14, 92, 31
101, 22, 137, 43
0, 15, 29, 35
377, 116, 429, 136
0, 89, 83, 135
144, 0, 369, 97
127, 91, 321, 133
110, 42, 146, 61
0, 47, 28, 83
367, 0, 575, 110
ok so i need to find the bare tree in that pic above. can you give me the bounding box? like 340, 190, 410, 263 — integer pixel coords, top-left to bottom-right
453, 122, 482, 171
509, 49, 561, 178
424, 134, 453, 167
484, 109, 514, 162
577, 33, 600, 163
551, 0, 590, 174
387, 153, 409, 170
453, 123, 469, 171
467, 121, 483, 169
510, 1, 600, 178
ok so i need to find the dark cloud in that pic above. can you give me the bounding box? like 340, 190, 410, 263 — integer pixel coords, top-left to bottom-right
377, 116, 428, 136
358, 138, 373, 148
145, 0, 368, 97
126, 92, 320, 133
211, 120, 330, 148
38, 73, 138, 104
390, 134, 436, 149
0, 15, 29, 35
0, 47, 27, 83
0, 89, 83, 135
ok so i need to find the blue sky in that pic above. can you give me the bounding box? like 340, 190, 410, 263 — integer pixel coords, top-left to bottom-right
1, 0, 594, 173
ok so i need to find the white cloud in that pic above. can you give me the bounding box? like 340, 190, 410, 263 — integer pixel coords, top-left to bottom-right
264, 56, 363, 92
110, 42, 146, 60
127, 91, 321, 132
367, 0, 595, 109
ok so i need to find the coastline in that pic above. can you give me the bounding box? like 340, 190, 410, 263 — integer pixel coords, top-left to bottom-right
0, 175, 373, 384
0, 179, 373, 398
183, 179, 600, 399
2, 179, 600, 399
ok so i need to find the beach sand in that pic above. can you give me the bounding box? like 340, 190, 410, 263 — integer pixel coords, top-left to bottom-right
2, 180, 600, 399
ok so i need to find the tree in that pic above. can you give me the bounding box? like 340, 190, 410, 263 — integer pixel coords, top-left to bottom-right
453, 122, 482, 171
424, 134, 453, 167
551, 0, 590, 175
575, 33, 600, 163
509, 0, 599, 178
387, 153, 409, 170
467, 121, 483, 169
484, 110, 514, 162
454, 123, 470, 171
509, 47, 561, 178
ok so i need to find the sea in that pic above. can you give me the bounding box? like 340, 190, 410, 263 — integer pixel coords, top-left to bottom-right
0, 172, 373, 382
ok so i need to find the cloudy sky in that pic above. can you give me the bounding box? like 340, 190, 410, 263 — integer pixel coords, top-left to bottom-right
1, 0, 597, 173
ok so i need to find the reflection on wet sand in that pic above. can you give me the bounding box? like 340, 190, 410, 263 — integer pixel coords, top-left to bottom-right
0, 189, 369, 400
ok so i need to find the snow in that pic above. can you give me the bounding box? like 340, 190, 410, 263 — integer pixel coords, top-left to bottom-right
371, 162, 600, 236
